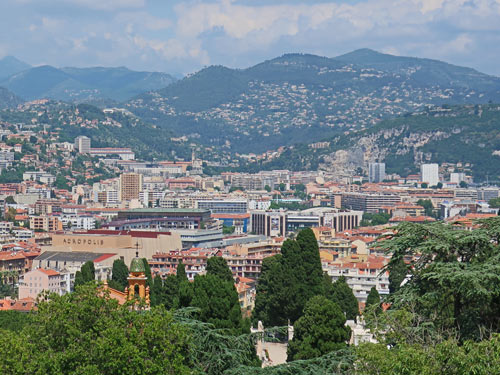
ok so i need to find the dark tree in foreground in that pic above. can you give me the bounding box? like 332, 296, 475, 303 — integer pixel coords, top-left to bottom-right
206, 256, 234, 282
328, 276, 359, 321
382, 218, 500, 341
287, 295, 351, 361
110, 259, 128, 291
253, 228, 325, 326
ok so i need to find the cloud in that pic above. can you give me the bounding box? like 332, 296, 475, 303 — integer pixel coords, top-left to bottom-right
3, 0, 500, 75
14, 0, 145, 11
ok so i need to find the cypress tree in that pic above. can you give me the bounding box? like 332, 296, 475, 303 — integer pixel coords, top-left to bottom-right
110, 259, 128, 292
74, 271, 84, 288
177, 261, 193, 308
328, 276, 359, 321
141, 258, 153, 288
191, 274, 247, 334
252, 254, 287, 327
287, 295, 351, 361
206, 256, 233, 282
80, 261, 95, 283
365, 286, 382, 316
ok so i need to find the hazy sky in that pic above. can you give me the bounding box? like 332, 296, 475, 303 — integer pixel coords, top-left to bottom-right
1, 0, 500, 76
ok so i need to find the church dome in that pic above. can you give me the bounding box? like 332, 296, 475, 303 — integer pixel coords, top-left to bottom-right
130, 257, 145, 273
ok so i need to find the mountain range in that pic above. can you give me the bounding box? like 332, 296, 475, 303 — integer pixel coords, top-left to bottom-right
126, 49, 500, 154
0, 56, 176, 103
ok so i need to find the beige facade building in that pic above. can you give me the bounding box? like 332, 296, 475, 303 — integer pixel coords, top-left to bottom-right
19, 268, 65, 299
30, 216, 63, 232
120, 173, 143, 202
47, 230, 182, 265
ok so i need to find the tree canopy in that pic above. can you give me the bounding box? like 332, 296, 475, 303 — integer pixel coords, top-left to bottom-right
252, 228, 325, 326
287, 295, 351, 361
382, 218, 500, 341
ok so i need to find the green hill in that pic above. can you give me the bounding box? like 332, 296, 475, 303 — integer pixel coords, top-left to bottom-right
127, 50, 500, 154
243, 104, 500, 181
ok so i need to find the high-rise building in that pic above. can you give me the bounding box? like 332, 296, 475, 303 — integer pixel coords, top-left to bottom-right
450, 172, 466, 184
119, 173, 143, 202
421, 164, 439, 186
74, 136, 91, 154
369, 162, 386, 183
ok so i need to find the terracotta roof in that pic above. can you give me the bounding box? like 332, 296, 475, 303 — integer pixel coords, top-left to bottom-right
93, 253, 117, 263
37, 268, 60, 276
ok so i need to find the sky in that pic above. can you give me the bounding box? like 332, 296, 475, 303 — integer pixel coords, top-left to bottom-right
1, 0, 500, 76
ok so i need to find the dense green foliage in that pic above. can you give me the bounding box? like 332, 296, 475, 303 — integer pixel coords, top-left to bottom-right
253, 229, 325, 326
191, 274, 249, 335
0, 285, 192, 375
382, 218, 500, 341
206, 256, 234, 282
74, 261, 95, 287
0, 311, 32, 332
326, 276, 359, 321
109, 259, 128, 292
287, 295, 351, 361
359, 212, 390, 226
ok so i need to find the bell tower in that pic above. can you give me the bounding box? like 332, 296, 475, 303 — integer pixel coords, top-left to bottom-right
126, 249, 150, 306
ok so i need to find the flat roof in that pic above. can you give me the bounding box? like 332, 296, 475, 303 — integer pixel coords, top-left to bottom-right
123, 208, 209, 214
36, 251, 116, 263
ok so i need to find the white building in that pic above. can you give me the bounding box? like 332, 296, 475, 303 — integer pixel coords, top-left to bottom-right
450, 172, 466, 184
368, 163, 386, 183
74, 136, 91, 154
421, 163, 439, 186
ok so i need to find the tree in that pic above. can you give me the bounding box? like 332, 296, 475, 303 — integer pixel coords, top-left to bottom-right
459, 180, 468, 188
421, 183, 428, 188
252, 228, 324, 326
388, 256, 408, 294
287, 295, 351, 361
223, 225, 235, 234
264, 185, 271, 192
74, 271, 84, 288
417, 199, 435, 218
489, 197, 500, 209
328, 276, 359, 321
141, 258, 153, 289
206, 256, 233, 282
81, 261, 95, 282
110, 259, 128, 292
365, 287, 382, 317
5, 196, 15, 204
177, 262, 193, 308
191, 274, 248, 334
252, 255, 287, 327
0, 284, 191, 374
381, 218, 500, 341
